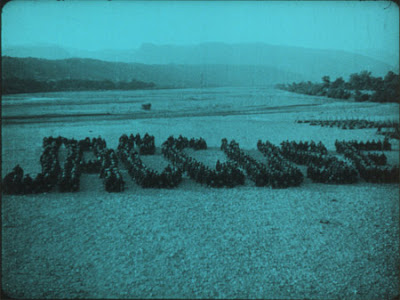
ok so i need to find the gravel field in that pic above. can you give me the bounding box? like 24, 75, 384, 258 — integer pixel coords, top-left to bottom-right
2, 87, 399, 299
2, 183, 399, 299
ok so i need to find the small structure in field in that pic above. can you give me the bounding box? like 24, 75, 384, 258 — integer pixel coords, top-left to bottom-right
142, 103, 151, 110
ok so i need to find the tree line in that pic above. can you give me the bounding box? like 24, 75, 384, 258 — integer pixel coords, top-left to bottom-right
276, 71, 399, 103
2, 77, 156, 95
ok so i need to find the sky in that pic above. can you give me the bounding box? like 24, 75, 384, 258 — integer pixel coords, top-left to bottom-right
2, 0, 399, 56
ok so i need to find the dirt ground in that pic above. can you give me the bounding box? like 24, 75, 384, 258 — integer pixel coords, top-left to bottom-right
2, 182, 398, 299
2, 87, 399, 299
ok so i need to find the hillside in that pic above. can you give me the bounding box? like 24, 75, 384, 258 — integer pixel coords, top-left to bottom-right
129, 43, 396, 80
3, 42, 396, 81
1, 56, 305, 88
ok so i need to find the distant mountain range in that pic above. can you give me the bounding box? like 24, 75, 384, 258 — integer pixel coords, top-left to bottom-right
2, 57, 306, 88
2, 42, 397, 88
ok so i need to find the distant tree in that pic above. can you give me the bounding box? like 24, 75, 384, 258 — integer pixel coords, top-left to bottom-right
322, 76, 330, 88
348, 70, 376, 90
371, 76, 384, 91
354, 90, 361, 101
354, 90, 369, 102
327, 87, 351, 99
348, 73, 361, 90
331, 77, 345, 89
381, 71, 400, 103
359, 70, 372, 89
384, 71, 399, 88
275, 70, 398, 103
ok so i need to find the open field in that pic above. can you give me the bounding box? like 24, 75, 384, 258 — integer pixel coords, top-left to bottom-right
2, 87, 399, 299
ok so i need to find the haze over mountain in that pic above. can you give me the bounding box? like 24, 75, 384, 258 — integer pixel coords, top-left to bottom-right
2, 43, 397, 88
2, 56, 307, 88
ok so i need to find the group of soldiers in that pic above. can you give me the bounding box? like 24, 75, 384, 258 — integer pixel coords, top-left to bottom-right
163, 135, 207, 151
102, 167, 125, 192
117, 133, 156, 155
136, 133, 156, 155
335, 141, 399, 183
222, 139, 303, 188
221, 139, 267, 187
78, 137, 96, 151
358, 164, 399, 183
3, 137, 64, 194
366, 153, 387, 166
56, 136, 124, 193
187, 157, 245, 188
306, 162, 359, 184
4, 134, 398, 194
118, 134, 136, 153
280, 141, 330, 165
79, 136, 125, 192
3, 165, 32, 194
335, 138, 391, 151
98, 148, 125, 192
119, 137, 182, 188
59, 141, 82, 192
162, 137, 244, 187
257, 140, 304, 187
39, 138, 63, 191
188, 137, 207, 150
300, 119, 397, 131
61, 136, 123, 192
281, 140, 328, 154
280, 140, 359, 184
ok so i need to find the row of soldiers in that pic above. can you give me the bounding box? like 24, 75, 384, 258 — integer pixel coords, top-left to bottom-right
279, 140, 327, 154
118, 133, 156, 155
2, 166, 59, 195
3, 138, 62, 194
3, 135, 124, 194
306, 163, 359, 184
358, 165, 399, 183
3, 165, 32, 194
118, 134, 135, 153
335, 138, 391, 151
162, 137, 244, 187
222, 139, 303, 188
281, 141, 335, 165
97, 147, 125, 192
163, 135, 207, 151
78, 137, 125, 192
137, 133, 156, 155
280, 140, 359, 184
40, 139, 62, 190
60, 136, 121, 192
119, 137, 182, 188
367, 153, 387, 166
336, 143, 399, 183
221, 138, 268, 187
257, 141, 304, 187
59, 141, 82, 192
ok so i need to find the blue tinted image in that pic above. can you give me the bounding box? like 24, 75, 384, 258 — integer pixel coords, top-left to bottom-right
2, 1, 399, 299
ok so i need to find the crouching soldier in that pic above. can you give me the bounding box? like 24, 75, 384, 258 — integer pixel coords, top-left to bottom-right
2, 171, 15, 194
3, 165, 25, 194
115, 171, 125, 192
